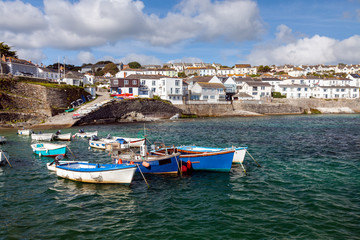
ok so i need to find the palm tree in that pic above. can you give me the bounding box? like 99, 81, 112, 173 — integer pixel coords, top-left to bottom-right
0, 42, 17, 58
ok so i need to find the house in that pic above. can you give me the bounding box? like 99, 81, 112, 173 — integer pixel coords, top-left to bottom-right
279, 84, 311, 99
261, 77, 283, 92
223, 77, 237, 100
37, 67, 60, 82
190, 82, 226, 102
233, 64, 257, 75
110, 75, 141, 97
63, 71, 84, 86
312, 86, 359, 99
83, 74, 96, 85
346, 74, 360, 87
217, 68, 234, 76
288, 67, 306, 77
240, 81, 272, 100
2, 56, 37, 76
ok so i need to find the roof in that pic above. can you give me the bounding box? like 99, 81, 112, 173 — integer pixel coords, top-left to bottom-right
187, 76, 213, 83
125, 74, 165, 80
234, 64, 251, 68
261, 77, 281, 81
245, 81, 271, 87
196, 82, 225, 89
279, 84, 310, 88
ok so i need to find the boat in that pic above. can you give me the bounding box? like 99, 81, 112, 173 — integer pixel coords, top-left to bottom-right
46, 155, 88, 171
153, 147, 235, 172
112, 136, 145, 147
111, 145, 181, 174
74, 130, 98, 138
89, 136, 129, 150
0, 150, 9, 166
0, 136, 6, 144
31, 143, 67, 157
65, 108, 74, 112
54, 162, 137, 184
17, 129, 32, 135
54, 132, 72, 141
31, 133, 55, 141
176, 146, 248, 164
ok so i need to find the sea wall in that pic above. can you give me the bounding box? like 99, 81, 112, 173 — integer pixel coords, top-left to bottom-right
177, 98, 360, 116
0, 76, 89, 123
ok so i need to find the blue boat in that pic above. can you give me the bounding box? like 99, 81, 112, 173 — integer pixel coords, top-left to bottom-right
175, 147, 235, 172
117, 152, 181, 174
176, 145, 248, 164
31, 143, 67, 157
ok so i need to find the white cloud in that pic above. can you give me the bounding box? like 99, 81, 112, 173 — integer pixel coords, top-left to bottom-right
0, 0, 46, 32
17, 48, 47, 64
119, 53, 163, 65
167, 57, 203, 63
77, 51, 96, 64
0, 0, 264, 50
246, 25, 360, 65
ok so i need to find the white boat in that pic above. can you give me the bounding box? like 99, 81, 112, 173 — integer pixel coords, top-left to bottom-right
54, 162, 137, 184
113, 136, 145, 147
54, 133, 72, 141
0, 150, 9, 166
0, 136, 6, 144
47, 161, 88, 171
89, 136, 130, 150
31, 133, 55, 141
74, 131, 98, 138
17, 129, 32, 135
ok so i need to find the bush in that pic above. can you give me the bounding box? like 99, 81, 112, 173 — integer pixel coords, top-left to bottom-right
272, 92, 286, 98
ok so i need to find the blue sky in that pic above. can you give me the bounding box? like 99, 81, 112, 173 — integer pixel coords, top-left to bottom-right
1, 0, 360, 67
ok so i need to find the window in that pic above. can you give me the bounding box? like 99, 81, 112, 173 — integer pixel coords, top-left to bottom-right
132, 80, 137, 85
305, 88, 308, 91
162, 80, 165, 85
175, 88, 180, 94
341, 89, 345, 92
253, 86, 258, 91
210, 96, 215, 99
113, 80, 118, 85
152, 88, 156, 92
203, 95, 208, 99
129, 88, 133, 93
354, 89, 357, 92
170, 88, 173, 94
261, 86, 265, 90
283, 87, 287, 91
152, 80, 156, 86
297, 88, 301, 91
336, 89, 340, 92
252, 92, 257, 95
175, 80, 180, 86
141, 80, 145, 85
124, 80, 129, 85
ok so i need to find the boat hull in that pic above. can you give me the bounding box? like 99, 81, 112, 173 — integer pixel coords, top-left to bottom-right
31, 143, 67, 157
31, 133, 55, 141
74, 131, 98, 138
55, 163, 136, 184
0, 136, 6, 144
113, 137, 145, 147
119, 153, 180, 174
17, 129, 31, 135
54, 133, 72, 141
176, 146, 247, 164
178, 150, 234, 172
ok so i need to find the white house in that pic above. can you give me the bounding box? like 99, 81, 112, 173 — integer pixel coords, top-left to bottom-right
37, 67, 60, 82
234, 64, 257, 75
279, 84, 311, 99
312, 86, 359, 99
288, 67, 306, 77
240, 81, 272, 100
223, 77, 237, 94
217, 68, 235, 76
190, 82, 226, 102
261, 77, 283, 92
346, 74, 360, 87
83, 73, 96, 85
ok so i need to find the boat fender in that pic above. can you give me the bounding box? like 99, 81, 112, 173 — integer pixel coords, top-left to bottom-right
72, 135, 76, 139
118, 159, 123, 164
187, 160, 192, 169
130, 161, 134, 164
181, 165, 188, 172
142, 161, 150, 168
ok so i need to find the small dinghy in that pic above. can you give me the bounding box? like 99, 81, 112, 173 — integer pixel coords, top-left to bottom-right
0, 136, 6, 144
31, 133, 55, 141
17, 129, 32, 136
31, 143, 67, 157
53, 131, 72, 141
74, 129, 98, 138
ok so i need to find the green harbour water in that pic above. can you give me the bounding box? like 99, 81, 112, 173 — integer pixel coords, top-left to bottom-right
0, 114, 360, 239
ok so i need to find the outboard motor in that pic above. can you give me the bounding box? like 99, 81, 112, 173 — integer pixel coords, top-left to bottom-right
140, 145, 148, 158
91, 135, 99, 141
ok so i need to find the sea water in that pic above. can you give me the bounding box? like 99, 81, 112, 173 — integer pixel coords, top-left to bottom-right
0, 114, 359, 239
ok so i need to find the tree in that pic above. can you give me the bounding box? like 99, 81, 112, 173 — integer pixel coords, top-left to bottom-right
128, 61, 141, 69
102, 63, 119, 75
257, 65, 271, 73
0, 42, 17, 58
178, 72, 187, 78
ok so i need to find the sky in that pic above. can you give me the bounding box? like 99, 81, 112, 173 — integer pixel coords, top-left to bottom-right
1, 0, 360, 67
